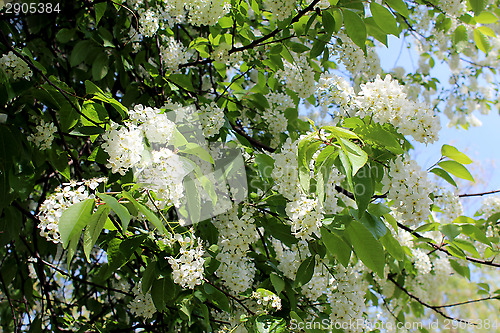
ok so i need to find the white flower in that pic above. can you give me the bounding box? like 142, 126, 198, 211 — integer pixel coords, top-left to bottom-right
27, 119, 56, 150
167, 235, 205, 289
0, 51, 33, 80
199, 102, 225, 138
37, 178, 106, 243
102, 122, 145, 175
128, 283, 156, 319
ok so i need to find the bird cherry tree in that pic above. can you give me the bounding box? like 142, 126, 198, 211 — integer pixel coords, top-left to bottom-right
1, 0, 500, 332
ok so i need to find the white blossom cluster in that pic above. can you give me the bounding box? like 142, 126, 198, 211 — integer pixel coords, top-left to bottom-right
37, 178, 106, 243
0, 51, 33, 80
128, 283, 156, 319
271, 137, 300, 200
272, 240, 334, 302
433, 188, 463, 222
213, 205, 258, 294
355, 75, 441, 144
252, 289, 282, 311
128, 104, 176, 144
381, 157, 433, 227
138, 8, 160, 37
329, 32, 380, 83
277, 55, 316, 99
323, 166, 345, 215
265, 0, 296, 21
186, 0, 231, 26
439, 0, 467, 17
262, 92, 294, 145
272, 238, 309, 280
327, 264, 368, 333
136, 148, 186, 208
316, 74, 441, 143
478, 196, 500, 220
159, 37, 192, 71
167, 234, 205, 289
199, 102, 225, 138
316, 74, 355, 118
102, 122, 145, 175
285, 196, 324, 240
412, 248, 432, 275
27, 119, 56, 150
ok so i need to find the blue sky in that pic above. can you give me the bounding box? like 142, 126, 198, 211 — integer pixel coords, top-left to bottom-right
377, 36, 500, 214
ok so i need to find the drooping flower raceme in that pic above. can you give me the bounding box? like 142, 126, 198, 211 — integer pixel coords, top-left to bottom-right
285, 195, 324, 240
265, 0, 296, 21
159, 37, 192, 71
128, 282, 156, 319
186, 0, 231, 26
262, 92, 294, 146
199, 102, 225, 138
101, 122, 145, 176
138, 8, 160, 37
277, 55, 316, 99
381, 157, 433, 227
355, 74, 441, 144
37, 178, 107, 243
213, 205, 258, 294
0, 51, 33, 80
167, 234, 205, 289
28, 119, 56, 150
271, 137, 300, 200
135, 148, 187, 208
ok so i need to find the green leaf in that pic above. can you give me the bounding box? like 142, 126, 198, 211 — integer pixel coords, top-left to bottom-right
365, 17, 388, 46
92, 53, 109, 81
310, 39, 327, 58
151, 277, 175, 311
168, 73, 195, 92
121, 191, 168, 235
255, 315, 286, 333
438, 160, 474, 182
439, 223, 462, 240
298, 134, 320, 192
441, 144, 472, 164
255, 154, 275, 180
95, 2, 107, 25
59, 199, 95, 248
454, 25, 468, 45
322, 126, 359, 139
453, 239, 480, 257
429, 168, 458, 187
321, 227, 351, 267
338, 137, 368, 176
322, 10, 336, 35
469, 0, 486, 14
142, 261, 158, 295
70, 40, 93, 67
204, 284, 230, 312
384, 0, 410, 17
357, 123, 403, 154
270, 273, 285, 295
370, 3, 399, 36
352, 164, 373, 215
83, 205, 110, 262
85, 80, 105, 95
475, 11, 498, 23
477, 25, 496, 37
473, 28, 491, 53
342, 9, 367, 53
294, 256, 316, 288
97, 193, 131, 231
380, 232, 405, 261
346, 220, 385, 277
